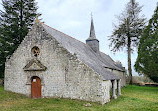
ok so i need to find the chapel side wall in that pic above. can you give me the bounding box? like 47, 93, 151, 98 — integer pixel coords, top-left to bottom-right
64, 58, 103, 103
104, 68, 126, 87
40, 30, 105, 104
113, 70, 126, 87
101, 80, 111, 104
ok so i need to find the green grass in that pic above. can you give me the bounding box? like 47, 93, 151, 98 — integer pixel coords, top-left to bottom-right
0, 85, 158, 111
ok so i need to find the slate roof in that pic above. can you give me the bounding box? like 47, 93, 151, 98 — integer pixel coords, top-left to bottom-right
41, 23, 124, 80
99, 52, 124, 71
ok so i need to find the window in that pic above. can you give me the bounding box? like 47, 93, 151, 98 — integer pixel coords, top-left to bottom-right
32, 46, 40, 57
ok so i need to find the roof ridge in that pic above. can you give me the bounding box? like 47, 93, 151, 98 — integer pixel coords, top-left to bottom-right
41, 22, 89, 46
99, 51, 124, 71
100, 51, 114, 62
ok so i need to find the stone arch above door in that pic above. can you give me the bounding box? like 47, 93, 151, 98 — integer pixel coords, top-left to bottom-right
24, 59, 46, 86
26, 74, 45, 86
23, 59, 47, 71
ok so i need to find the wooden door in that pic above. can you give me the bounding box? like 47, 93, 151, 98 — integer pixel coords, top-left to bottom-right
31, 76, 41, 98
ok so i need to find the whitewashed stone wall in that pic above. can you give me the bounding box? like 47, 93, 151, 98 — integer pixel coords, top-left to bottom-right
113, 70, 126, 87
101, 80, 111, 104
4, 23, 112, 104
105, 68, 126, 87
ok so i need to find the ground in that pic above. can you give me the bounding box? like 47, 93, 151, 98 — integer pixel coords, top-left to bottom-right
0, 85, 158, 111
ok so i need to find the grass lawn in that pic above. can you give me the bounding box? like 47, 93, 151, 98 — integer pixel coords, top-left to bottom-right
0, 85, 158, 111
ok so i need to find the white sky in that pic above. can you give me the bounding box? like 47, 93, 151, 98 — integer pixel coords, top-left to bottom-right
0, 0, 157, 76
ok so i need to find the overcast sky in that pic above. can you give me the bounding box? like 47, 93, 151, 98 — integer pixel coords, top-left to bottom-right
0, 0, 157, 76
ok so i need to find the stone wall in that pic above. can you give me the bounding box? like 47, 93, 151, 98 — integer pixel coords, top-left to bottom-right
105, 68, 126, 87
4, 22, 111, 104
101, 80, 111, 104
113, 70, 126, 87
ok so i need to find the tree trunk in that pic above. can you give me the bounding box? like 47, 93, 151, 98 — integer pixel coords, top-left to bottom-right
127, 18, 133, 85
128, 37, 132, 85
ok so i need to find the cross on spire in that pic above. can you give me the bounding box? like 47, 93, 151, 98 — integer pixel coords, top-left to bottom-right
91, 12, 93, 19
35, 14, 41, 23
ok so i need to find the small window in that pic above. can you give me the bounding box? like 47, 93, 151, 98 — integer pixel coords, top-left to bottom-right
32, 46, 40, 57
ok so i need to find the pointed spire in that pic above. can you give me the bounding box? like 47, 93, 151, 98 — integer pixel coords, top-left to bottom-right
86, 14, 99, 53
89, 13, 96, 39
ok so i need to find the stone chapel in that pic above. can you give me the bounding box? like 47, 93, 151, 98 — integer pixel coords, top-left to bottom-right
4, 17, 126, 104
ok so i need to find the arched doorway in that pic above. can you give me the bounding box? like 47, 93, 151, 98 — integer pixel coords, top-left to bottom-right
31, 76, 41, 98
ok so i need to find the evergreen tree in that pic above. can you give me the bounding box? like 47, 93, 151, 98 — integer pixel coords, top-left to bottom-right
0, 0, 39, 78
109, 0, 146, 84
135, 4, 158, 82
